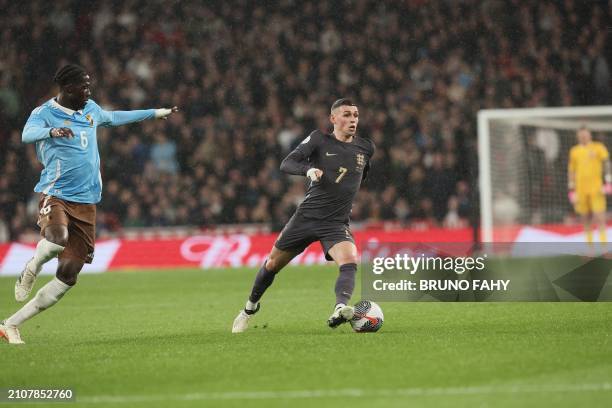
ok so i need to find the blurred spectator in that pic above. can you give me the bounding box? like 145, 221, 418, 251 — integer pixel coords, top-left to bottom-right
393, 198, 410, 224
150, 132, 178, 175
424, 153, 457, 221
124, 203, 146, 228
443, 196, 468, 229
455, 181, 472, 220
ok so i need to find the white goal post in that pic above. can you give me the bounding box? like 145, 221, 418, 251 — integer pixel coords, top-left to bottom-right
478, 106, 612, 242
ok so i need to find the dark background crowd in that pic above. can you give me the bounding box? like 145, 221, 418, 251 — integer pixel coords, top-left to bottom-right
0, 0, 610, 241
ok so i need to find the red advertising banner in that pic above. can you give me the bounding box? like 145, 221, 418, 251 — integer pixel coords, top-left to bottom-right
0, 228, 472, 275
1, 224, 597, 276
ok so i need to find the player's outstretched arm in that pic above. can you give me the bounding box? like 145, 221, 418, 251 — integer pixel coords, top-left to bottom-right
98, 105, 178, 127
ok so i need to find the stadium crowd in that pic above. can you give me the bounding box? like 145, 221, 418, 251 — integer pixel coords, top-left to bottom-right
0, 0, 610, 241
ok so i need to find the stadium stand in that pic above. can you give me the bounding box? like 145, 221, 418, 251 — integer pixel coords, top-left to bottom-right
0, 0, 610, 241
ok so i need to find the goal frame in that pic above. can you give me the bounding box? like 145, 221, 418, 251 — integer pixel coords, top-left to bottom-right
478, 106, 612, 242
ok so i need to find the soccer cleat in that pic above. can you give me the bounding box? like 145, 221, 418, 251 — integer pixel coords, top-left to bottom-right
0, 321, 25, 345
231, 303, 260, 333
15, 258, 41, 302
327, 304, 355, 328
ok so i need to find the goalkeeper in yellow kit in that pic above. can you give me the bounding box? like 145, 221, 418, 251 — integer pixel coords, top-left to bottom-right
568, 127, 612, 243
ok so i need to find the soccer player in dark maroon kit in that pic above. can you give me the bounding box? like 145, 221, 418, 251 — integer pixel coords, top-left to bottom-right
232, 99, 375, 332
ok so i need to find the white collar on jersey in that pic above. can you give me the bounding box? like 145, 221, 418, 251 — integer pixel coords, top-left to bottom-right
51, 98, 84, 116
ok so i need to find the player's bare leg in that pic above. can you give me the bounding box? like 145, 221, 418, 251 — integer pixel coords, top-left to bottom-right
232, 247, 298, 333
15, 224, 67, 302
3, 258, 82, 344
55, 258, 84, 286
327, 241, 359, 328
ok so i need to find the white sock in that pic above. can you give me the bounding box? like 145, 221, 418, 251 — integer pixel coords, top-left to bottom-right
31, 239, 65, 272
335, 303, 346, 310
5, 278, 71, 327
245, 300, 258, 311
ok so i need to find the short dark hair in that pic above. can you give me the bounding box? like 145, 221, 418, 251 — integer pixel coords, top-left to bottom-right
331, 98, 356, 112
54, 64, 87, 88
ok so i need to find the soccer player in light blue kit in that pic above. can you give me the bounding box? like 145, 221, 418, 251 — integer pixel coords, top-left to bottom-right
0, 64, 178, 344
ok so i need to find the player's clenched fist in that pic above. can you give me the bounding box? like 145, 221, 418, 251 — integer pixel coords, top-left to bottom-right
306, 168, 323, 182
49, 128, 75, 138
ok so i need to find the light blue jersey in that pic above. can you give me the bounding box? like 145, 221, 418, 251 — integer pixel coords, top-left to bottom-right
22, 98, 156, 204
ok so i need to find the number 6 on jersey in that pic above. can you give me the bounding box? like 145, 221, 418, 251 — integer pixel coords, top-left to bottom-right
80, 131, 88, 149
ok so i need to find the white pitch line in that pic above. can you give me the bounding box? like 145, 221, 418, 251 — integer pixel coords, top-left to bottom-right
61, 302, 178, 310
78, 383, 612, 404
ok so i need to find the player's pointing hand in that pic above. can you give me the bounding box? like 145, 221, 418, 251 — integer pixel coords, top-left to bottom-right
50, 127, 75, 138
155, 106, 179, 120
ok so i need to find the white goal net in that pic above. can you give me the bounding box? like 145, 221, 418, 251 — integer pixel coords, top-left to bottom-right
478, 106, 612, 242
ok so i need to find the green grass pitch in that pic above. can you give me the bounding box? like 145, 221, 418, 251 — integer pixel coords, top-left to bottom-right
1, 265, 611, 407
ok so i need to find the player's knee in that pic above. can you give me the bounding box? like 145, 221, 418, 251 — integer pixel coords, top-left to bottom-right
54, 236, 69, 248
339, 255, 359, 265
45, 226, 69, 247
265, 257, 281, 273
266, 252, 292, 272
